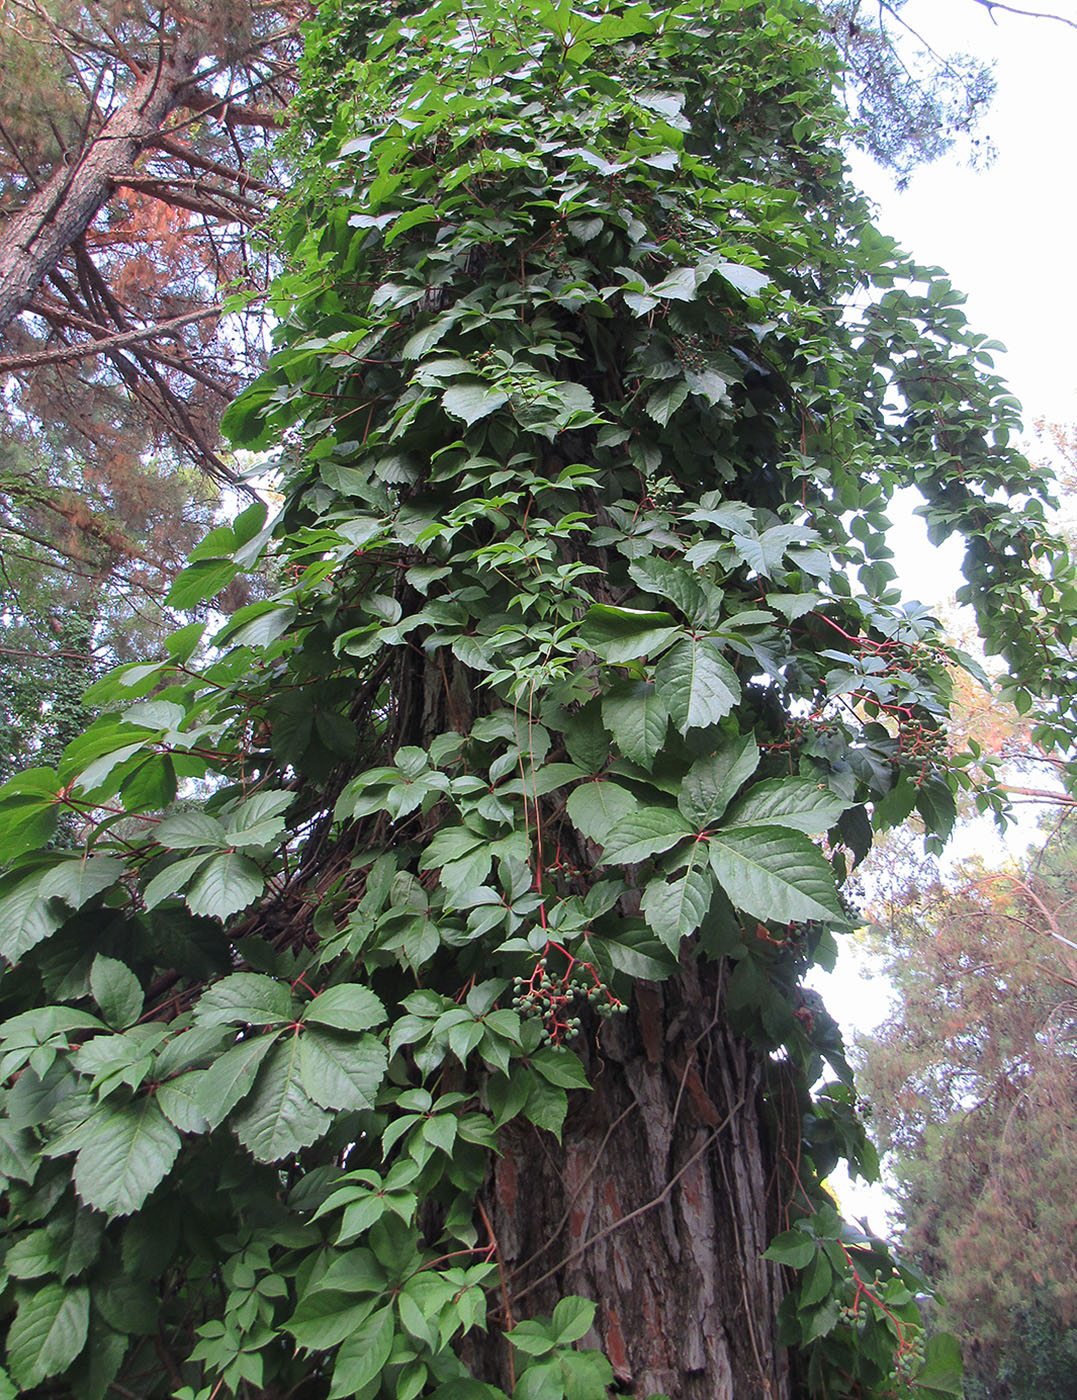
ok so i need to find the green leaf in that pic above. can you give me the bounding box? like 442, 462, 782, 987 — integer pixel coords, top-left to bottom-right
155, 812, 227, 851
288, 1292, 377, 1353
166, 558, 238, 609
601, 682, 669, 767
6, 1231, 61, 1281
654, 638, 741, 733
185, 851, 265, 921
302, 984, 386, 1033
329, 1305, 395, 1397
524, 1077, 567, 1138
565, 781, 637, 841
384, 205, 440, 249
90, 955, 144, 1030
215, 600, 297, 649
71, 1099, 181, 1217
155, 1076, 210, 1135
529, 1047, 589, 1090
685, 367, 729, 406
141, 852, 212, 910
645, 380, 689, 426
442, 383, 509, 426
552, 1296, 596, 1345
579, 606, 679, 663
7, 1283, 89, 1387
39, 857, 124, 910
805, 1296, 842, 1342
706, 828, 845, 925
221, 791, 295, 848
0, 871, 65, 963
193, 1034, 279, 1129
763, 1229, 816, 1268
194, 973, 293, 1028
0, 768, 60, 859
507, 1322, 555, 1358
915, 1333, 963, 1394
714, 262, 769, 297
798, 1249, 833, 1307
298, 1029, 387, 1111
602, 936, 672, 980
600, 809, 693, 865
640, 863, 713, 950
723, 778, 850, 835
677, 737, 760, 827
232, 1037, 332, 1162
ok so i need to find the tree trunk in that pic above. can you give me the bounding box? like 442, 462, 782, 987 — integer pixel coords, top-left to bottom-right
478, 962, 791, 1400
0, 27, 207, 332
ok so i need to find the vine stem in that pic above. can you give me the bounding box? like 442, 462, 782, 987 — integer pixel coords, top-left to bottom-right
478, 1201, 515, 1390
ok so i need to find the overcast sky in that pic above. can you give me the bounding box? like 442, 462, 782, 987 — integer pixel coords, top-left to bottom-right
852, 1, 1077, 428
813, 1, 1077, 1229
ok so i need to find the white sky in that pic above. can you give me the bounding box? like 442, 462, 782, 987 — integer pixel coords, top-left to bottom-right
812, 1, 1077, 1230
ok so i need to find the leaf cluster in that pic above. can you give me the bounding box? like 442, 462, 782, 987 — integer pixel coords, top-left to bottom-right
0, 1, 1072, 1398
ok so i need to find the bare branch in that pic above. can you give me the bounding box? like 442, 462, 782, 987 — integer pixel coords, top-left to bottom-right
0, 305, 222, 373
971, 0, 1077, 27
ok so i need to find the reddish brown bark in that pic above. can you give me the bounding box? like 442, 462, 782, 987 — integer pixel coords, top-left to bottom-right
477, 961, 791, 1400
0, 26, 208, 333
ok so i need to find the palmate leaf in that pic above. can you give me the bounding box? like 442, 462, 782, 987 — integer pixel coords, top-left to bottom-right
153, 811, 228, 852
232, 1036, 332, 1162
155, 1075, 211, 1134
194, 1033, 279, 1129
677, 736, 760, 827
0, 870, 65, 964
640, 861, 713, 951
302, 983, 387, 1033
565, 781, 637, 841
329, 1305, 395, 1399
221, 790, 296, 848
185, 852, 265, 921
286, 1292, 379, 1354
706, 828, 845, 925
38, 856, 125, 910
654, 637, 740, 733
724, 778, 850, 835
601, 681, 670, 767
298, 1029, 388, 1111
194, 973, 293, 1028
90, 954, 144, 1030
579, 605, 680, 663
6, 1283, 89, 1388
0, 768, 61, 860
70, 1098, 181, 1218
600, 808, 693, 865
442, 382, 508, 426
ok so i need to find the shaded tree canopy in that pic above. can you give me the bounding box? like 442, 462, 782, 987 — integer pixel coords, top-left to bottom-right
0, 2, 1074, 1400
858, 828, 1077, 1398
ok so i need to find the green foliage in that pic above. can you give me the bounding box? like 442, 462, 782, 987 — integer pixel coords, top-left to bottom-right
0, 1, 1073, 1398
857, 828, 1077, 1396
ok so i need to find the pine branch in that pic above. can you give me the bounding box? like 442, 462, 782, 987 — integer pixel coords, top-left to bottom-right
0, 306, 221, 373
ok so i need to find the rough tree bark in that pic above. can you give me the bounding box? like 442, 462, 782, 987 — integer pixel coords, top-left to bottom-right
480, 971, 790, 1400
0, 26, 208, 332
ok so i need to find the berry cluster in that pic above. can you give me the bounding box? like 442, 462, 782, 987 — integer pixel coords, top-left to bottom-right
511, 941, 626, 1046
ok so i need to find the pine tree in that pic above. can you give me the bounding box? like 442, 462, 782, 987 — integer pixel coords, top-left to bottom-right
858, 830, 1077, 1397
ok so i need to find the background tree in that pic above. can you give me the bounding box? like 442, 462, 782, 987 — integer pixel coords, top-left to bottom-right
0, 429, 222, 783
0, 2, 1074, 1400
857, 826, 1077, 1398
0, 0, 305, 482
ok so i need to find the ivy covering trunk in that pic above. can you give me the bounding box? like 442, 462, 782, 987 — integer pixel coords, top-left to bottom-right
0, 1, 1073, 1399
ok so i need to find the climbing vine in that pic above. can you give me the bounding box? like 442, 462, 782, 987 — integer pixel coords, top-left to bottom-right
0, 1, 1072, 1397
